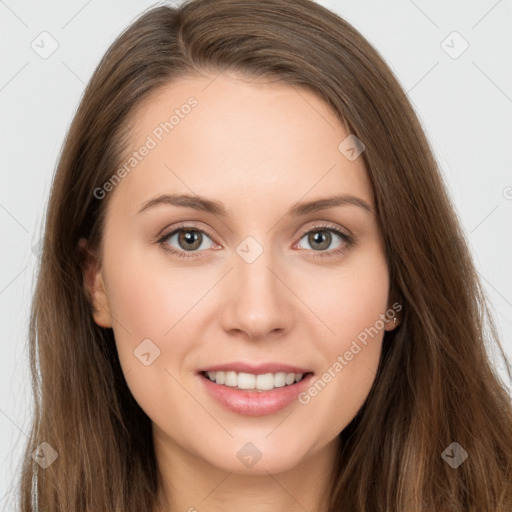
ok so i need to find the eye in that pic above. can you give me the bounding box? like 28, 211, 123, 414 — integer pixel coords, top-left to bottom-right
295, 224, 354, 258
156, 224, 217, 259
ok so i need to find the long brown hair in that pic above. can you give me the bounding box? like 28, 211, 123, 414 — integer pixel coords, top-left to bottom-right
14, 0, 512, 510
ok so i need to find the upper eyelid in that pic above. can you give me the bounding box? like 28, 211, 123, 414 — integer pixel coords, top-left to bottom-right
159, 222, 216, 242
296, 223, 350, 239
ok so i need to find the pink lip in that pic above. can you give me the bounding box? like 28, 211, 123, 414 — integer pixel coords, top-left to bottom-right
198, 372, 314, 417
198, 362, 313, 374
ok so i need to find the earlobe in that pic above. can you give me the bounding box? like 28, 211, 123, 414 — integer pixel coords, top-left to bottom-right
384, 290, 404, 331
90, 273, 113, 328
385, 315, 399, 331
384, 295, 402, 331
78, 237, 113, 328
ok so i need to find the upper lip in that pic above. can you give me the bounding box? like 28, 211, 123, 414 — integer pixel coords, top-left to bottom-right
198, 362, 313, 375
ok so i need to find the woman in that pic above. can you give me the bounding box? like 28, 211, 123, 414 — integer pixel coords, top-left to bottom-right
17, 0, 512, 510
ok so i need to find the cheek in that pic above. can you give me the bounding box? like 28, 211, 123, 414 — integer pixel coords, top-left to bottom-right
297, 251, 388, 434
310, 248, 389, 347
102, 247, 208, 419
104, 243, 211, 342
99, 239, 199, 390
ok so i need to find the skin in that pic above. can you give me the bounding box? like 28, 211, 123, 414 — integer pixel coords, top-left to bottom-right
83, 71, 400, 512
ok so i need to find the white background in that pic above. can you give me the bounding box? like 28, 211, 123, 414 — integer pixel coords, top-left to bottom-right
1, 0, 511, 508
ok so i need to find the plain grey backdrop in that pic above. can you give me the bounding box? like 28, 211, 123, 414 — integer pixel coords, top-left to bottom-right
1, 0, 511, 508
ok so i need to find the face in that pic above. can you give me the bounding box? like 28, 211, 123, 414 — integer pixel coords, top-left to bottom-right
85, 72, 397, 476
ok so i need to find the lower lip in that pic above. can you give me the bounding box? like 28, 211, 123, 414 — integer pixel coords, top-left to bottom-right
198, 372, 314, 416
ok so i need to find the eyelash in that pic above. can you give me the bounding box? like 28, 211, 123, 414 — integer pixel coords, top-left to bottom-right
155, 222, 354, 260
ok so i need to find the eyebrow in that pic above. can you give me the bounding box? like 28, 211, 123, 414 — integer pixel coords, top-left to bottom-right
137, 193, 374, 217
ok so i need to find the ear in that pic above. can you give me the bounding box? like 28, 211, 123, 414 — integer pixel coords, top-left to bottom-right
78, 237, 112, 328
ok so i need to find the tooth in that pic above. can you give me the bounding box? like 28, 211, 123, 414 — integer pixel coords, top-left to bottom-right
225, 371, 238, 387
237, 372, 256, 389
256, 373, 275, 391
205, 370, 307, 389
274, 372, 286, 388
285, 373, 296, 385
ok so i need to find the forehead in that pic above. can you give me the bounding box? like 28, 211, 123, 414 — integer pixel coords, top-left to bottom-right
108, 72, 373, 217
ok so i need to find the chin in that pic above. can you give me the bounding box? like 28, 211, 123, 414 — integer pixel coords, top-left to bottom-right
198, 437, 312, 476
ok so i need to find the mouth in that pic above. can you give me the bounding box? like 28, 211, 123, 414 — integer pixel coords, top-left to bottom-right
198, 369, 315, 416
199, 370, 314, 393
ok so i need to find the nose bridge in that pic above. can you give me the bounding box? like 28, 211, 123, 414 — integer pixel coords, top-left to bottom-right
221, 234, 291, 338
235, 234, 281, 306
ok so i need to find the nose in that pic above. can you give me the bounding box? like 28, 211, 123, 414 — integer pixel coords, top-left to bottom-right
219, 246, 294, 341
